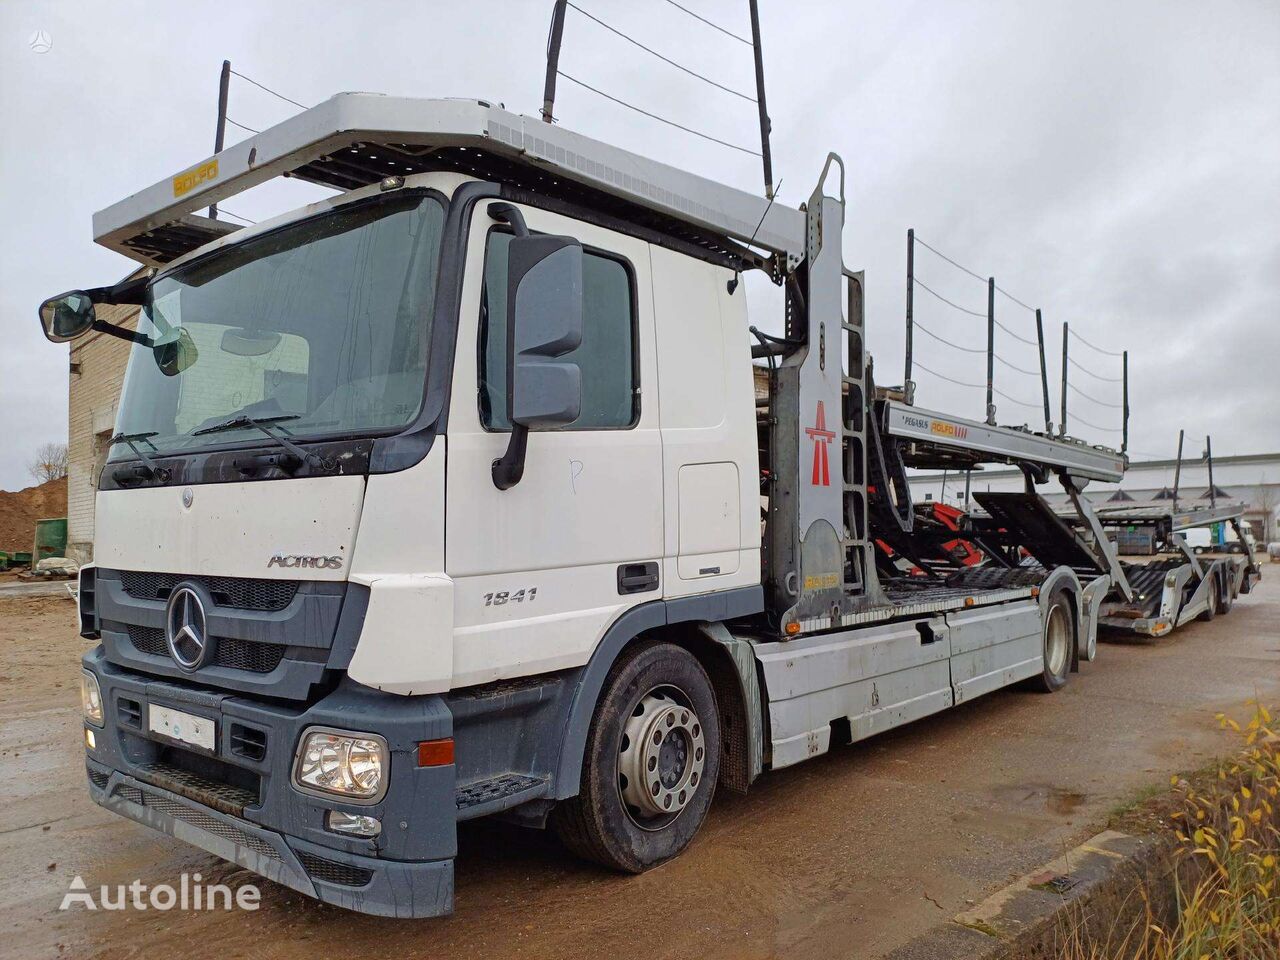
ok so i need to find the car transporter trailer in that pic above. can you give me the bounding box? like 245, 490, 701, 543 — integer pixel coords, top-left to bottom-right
36, 87, 1228, 917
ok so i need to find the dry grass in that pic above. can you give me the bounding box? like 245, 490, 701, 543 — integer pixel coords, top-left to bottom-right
1061, 700, 1280, 959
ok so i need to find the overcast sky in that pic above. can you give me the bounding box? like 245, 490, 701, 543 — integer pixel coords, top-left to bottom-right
2, 0, 1277, 491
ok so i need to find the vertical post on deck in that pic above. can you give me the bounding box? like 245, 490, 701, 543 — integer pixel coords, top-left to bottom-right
748, 0, 774, 199
964, 468, 972, 508
1035, 308, 1051, 434
1173, 429, 1185, 512
1121, 350, 1130, 455
209, 59, 231, 220
541, 0, 569, 123
1205, 435, 1216, 507
1059, 322, 1069, 437
904, 229, 915, 400
985, 277, 996, 425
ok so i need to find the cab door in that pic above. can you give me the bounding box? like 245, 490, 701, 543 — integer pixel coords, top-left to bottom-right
445, 199, 662, 688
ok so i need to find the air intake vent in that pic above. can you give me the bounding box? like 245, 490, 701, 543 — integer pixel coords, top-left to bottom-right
124, 626, 286, 674
118, 697, 142, 728
297, 851, 374, 887
119, 572, 299, 611
229, 723, 268, 762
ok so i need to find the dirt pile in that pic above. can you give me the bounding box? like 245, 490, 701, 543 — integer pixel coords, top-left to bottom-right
0, 477, 67, 553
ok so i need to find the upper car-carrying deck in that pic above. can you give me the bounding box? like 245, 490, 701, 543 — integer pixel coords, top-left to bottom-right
883, 401, 1126, 483
94, 94, 805, 267
1089, 500, 1248, 531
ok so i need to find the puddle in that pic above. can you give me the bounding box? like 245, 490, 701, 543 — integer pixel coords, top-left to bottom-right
992, 783, 1088, 815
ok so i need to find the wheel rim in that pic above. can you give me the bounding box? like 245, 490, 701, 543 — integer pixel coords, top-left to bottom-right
1045, 603, 1070, 676
618, 685, 706, 830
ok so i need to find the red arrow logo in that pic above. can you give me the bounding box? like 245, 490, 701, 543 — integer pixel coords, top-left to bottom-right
805, 401, 836, 486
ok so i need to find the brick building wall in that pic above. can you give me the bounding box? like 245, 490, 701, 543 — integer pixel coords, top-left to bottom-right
66, 295, 141, 564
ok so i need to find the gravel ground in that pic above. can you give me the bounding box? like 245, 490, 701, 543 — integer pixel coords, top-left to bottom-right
1, 574, 1276, 960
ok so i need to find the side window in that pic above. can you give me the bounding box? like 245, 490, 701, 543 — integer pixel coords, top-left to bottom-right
479, 229, 637, 430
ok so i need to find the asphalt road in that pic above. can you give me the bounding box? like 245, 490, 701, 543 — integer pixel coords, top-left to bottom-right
1, 574, 1277, 960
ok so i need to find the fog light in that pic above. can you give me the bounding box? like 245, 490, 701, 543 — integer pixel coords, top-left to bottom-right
294, 728, 388, 802
326, 810, 382, 837
84, 728, 96, 750
80, 671, 103, 726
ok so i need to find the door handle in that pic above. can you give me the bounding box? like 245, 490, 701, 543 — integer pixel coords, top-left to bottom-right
617, 562, 659, 595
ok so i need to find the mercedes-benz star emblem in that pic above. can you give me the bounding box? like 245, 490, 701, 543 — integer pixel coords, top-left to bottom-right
165, 586, 209, 670
182, 488, 194, 509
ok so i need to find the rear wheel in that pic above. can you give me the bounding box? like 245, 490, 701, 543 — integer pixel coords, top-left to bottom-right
1033, 585, 1075, 692
552, 642, 720, 873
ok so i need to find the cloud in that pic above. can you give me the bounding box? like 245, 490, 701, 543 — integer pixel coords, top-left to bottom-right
1, 0, 1277, 491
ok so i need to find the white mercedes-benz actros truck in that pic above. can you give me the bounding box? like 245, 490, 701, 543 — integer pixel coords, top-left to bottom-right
41, 94, 1133, 917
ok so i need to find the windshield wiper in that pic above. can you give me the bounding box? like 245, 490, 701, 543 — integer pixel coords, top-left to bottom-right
193, 414, 335, 472
108, 431, 171, 482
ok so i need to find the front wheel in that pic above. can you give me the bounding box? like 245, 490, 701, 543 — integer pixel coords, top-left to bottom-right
1033, 585, 1075, 692
552, 642, 720, 873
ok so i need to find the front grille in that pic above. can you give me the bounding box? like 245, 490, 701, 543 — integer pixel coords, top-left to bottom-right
297, 851, 374, 887
120, 571, 299, 611
125, 625, 286, 674
127, 624, 168, 656
216, 636, 286, 673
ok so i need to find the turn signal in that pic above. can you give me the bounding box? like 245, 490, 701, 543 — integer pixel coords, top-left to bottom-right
417, 738, 454, 767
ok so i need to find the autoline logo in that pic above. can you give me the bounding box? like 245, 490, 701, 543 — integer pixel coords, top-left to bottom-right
267, 553, 343, 570
59, 873, 260, 911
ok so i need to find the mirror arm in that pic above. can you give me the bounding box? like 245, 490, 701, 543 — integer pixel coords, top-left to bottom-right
489, 202, 531, 490
91, 319, 152, 346
488, 202, 530, 238
491, 425, 529, 490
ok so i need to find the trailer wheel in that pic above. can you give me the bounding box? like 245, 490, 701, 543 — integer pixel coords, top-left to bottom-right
1033, 585, 1074, 693
552, 642, 720, 873
1217, 574, 1234, 614
1197, 573, 1218, 622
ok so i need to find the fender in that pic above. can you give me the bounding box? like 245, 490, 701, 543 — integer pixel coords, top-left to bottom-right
551, 586, 763, 800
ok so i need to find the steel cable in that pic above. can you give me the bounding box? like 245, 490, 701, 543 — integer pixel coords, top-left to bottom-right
230, 69, 310, 110
913, 277, 986, 317
557, 72, 761, 155
567, 3, 756, 102
1068, 355, 1123, 382
661, 0, 753, 45
1067, 381, 1123, 408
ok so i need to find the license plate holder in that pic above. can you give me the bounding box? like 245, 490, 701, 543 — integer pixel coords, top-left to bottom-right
148, 704, 216, 753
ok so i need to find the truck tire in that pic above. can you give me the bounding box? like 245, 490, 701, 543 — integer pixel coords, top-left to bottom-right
1197, 573, 1217, 622
1032, 585, 1074, 693
1218, 573, 1234, 614
552, 642, 720, 873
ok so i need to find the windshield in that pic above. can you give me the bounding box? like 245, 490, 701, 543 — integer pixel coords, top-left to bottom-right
110, 190, 445, 459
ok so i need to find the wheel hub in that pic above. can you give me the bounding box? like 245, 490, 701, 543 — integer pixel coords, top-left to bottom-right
618, 688, 706, 824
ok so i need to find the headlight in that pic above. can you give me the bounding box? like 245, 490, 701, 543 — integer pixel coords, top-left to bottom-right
294, 729, 388, 802
80, 670, 103, 727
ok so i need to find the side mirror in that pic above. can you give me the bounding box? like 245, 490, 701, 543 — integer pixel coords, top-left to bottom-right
39, 291, 96, 343
507, 235, 584, 428
491, 224, 584, 490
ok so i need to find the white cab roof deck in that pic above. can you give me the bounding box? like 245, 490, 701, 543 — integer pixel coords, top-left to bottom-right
94, 94, 804, 268
98, 92, 1126, 482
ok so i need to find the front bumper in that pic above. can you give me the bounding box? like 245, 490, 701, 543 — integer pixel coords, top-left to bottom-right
82, 649, 457, 918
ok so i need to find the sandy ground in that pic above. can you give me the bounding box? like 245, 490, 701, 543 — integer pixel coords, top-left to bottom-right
1, 577, 1277, 960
